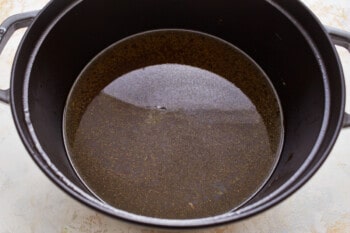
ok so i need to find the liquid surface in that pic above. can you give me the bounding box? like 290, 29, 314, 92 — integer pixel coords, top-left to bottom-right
64, 30, 283, 219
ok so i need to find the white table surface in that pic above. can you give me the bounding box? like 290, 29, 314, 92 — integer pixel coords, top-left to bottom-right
0, 0, 350, 232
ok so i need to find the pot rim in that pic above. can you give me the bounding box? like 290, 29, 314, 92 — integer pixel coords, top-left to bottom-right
9, 0, 346, 229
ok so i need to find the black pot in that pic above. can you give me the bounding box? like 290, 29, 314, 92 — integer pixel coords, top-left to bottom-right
0, 0, 349, 229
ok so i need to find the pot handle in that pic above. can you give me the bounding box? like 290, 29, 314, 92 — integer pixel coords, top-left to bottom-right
326, 26, 350, 127
0, 11, 39, 104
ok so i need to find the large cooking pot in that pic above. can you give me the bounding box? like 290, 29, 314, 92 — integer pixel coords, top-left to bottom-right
0, 0, 349, 229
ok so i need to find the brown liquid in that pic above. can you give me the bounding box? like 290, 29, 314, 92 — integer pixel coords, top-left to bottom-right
63, 30, 283, 219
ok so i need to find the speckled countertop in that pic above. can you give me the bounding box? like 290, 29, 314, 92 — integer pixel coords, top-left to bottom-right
0, 0, 350, 232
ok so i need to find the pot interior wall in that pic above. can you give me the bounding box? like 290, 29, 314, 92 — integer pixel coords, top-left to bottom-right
26, 0, 327, 213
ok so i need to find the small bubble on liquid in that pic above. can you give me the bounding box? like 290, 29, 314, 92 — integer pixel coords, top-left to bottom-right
156, 106, 167, 110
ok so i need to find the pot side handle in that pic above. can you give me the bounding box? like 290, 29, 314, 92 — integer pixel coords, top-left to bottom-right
326, 26, 350, 128
0, 11, 39, 104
